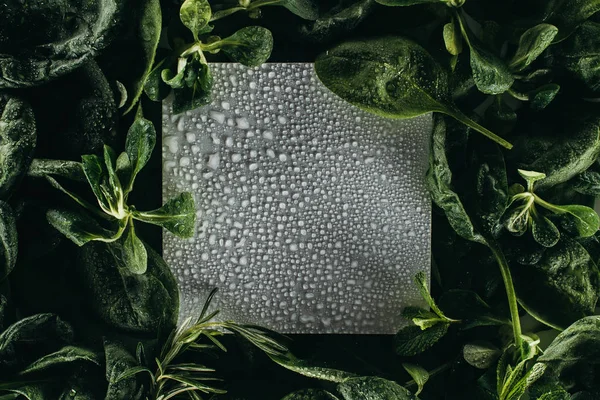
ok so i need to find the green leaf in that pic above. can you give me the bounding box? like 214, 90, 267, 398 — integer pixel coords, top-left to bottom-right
300, 0, 375, 42
269, 353, 356, 383
19, 346, 100, 375
104, 340, 145, 400
180, 0, 212, 40
394, 323, 449, 356
543, 0, 600, 42
549, 204, 599, 237
273, 0, 319, 20
402, 307, 444, 330
414, 271, 455, 322
574, 170, 600, 196
509, 24, 559, 72
538, 316, 600, 391
81, 154, 112, 213
171, 53, 213, 114
402, 363, 429, 395
376, 0, 445, 5
132, 192, 196, 238
46, 208, 120, 246
144, 58, 171, 102
219, 26, 274, 67
0, 201, 17, 282
282, 389, 340, 400
443, 20, 463, 56
531, 212, 561, 247
530, 84, 560, 111
427, 116, 487, 245
121, 222, 148, 275
0, 93, 36, 199
337, 376, 418, 400
512, 238, 600, 330
519, 169, 547, 188
124, 117, 157, 193
463, 341, 501, 369
77, 240, 179, 333
315, 37, 512, 149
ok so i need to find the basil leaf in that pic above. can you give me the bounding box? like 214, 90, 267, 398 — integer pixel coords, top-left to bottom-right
427, 116, 487, 245
77, 240, 178, 333
512, 238, 600, 330
538, 316, 600, 391
46, 208, 119, 246
220, 26, 274, 67
121, 223, 147, 275
300, 0, 375, 42
19, 346, 100, 375
124, 117, 156, 193
315, 37, 512, 149
180, 0, 212, 40
402, 363, 429, 395
394, 323, 448, 357
132, 192, 196, 238
282, 389, 340, 400
531, 213, 560, 247
0, 201, 16, 282
509, 24, 559, 72
0, 93, 36, 199
337, 376, 418, 400
543, 0, 600, 42
104, 340, 145, 400
0, 0, 123, 88
463, 341, 501, 369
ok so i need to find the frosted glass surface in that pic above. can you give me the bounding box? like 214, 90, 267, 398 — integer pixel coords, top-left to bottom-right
162, 63, 432, 334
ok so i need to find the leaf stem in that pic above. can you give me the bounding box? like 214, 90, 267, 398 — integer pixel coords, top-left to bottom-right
446, 110, 513, 149
488, 240, 524, 360
210, 7, 245, 22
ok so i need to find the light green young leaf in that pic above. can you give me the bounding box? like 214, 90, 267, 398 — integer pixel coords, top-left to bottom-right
402, 307, 444, 330
443, 20, 462, 56
337, 377, 418, 400
509, 24, 559, 72
315, 37, 512, 149
402, 363, 429, 395
219, 26, 274, 67
518, 169, 546, 191
395, 323, 449, 357
463, 341, 501, 369
121, 222, 148, 275
0, 201, 17, 282
180, 0, 212, 40
124, 117, 157, 193
47, 209, 120, 246
132, 192, 196, 238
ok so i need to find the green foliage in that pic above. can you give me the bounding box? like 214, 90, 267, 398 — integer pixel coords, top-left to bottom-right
282, 389, 340, 399
401, 363, 429, 395
0, 202, 17, 282
219, 26, 274, 67
337, 377, 418, 400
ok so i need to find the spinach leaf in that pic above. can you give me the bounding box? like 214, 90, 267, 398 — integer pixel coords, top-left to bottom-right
220, 26, 274, 67
0, 0, 123, 88
0, 93, 36, 199
132, 192, 196, 238
180, 0, 212, 40
76, 240, 178, 334
512, 238, 600, 330
543, 0, 600, 42
509, 24, 558, 72
315, 37, 512, 148
282, 389, 340, 399
19, 346, 100, 375
104, 340, 145, 400
0, 201, 17, 282
337, 376, 418, 400
537, 316, 600, 391
530, 84, 560, 110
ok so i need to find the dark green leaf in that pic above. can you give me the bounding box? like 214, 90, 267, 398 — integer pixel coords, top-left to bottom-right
124, 117, 157, 193
530, 84, 560, 110
315, 37, 512, 149
300, 0, 375, 42
543, 0, 600, 42
104, 340, 145, 400
220, 26, 274, 67
531, 212, 560, 247
269, 353, 356, 383
282, 389, 340, 400
180, 0, 211, 40
402, 363, 429, 395
337, 376, 418, 400
538, 316, 600, 391
427, 116, 486, 244
274, 0, 319, 20
81, 154, 111, 213
46, 208, 119, 246
144, 58, 171, 102
0, 201, 16, 282
376, 0, 445, 5
466, 40, 515, 95
0, 93, 36, 199
171, 53, 213, 114
439, 290, 510, 329
20, 346, 100, 375
132, 192, 196, 238
77, 240, 179, 333
463, 341, 501, 369
538, 389, 571, 400
0, 384, 49, 400
394, 323, 448, 356
512, 238, 600, 330
509, 24, 559, 72
573, 170, 600, 196
121, 223, 147, 275
0, 1, 124, 88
